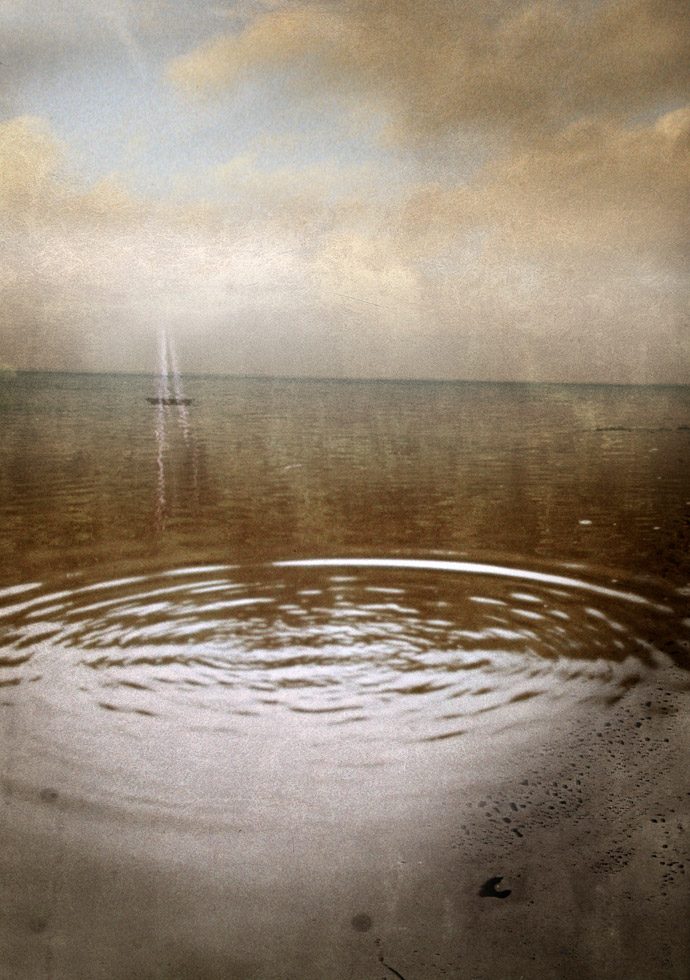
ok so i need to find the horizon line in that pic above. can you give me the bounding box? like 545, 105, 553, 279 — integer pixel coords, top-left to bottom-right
4, 368, 690, 389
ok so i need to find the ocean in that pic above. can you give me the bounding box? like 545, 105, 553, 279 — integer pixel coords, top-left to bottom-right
0, 371, 688, 978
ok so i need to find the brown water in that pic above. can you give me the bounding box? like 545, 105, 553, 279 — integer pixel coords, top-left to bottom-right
0, 372, 688, 979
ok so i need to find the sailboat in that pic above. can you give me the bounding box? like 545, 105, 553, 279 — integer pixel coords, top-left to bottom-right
146, 396, 192, 406
147, 331, 193, 406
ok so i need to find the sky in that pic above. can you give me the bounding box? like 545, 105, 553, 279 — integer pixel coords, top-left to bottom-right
0, 0, 688, 383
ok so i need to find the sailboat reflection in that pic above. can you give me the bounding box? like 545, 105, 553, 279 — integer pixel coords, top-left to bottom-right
151, 329, 200, 528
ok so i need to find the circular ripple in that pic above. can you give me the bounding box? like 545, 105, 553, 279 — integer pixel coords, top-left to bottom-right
1, 557, 687, 744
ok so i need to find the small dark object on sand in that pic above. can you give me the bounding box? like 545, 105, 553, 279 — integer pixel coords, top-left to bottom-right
479, 876, 512, 898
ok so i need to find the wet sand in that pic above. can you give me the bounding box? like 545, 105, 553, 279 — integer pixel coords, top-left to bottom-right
2, 667, 687, 979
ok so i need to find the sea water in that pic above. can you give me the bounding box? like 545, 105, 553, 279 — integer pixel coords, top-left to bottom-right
0, 372, 688, 978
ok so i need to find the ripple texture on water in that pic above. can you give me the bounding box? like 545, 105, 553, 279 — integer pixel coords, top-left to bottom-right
1, 557, 687, 744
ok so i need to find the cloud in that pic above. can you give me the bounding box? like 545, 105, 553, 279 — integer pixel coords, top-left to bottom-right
0, 115, 67, 208
167, 0, 690, 139
0, 116, 227, 369
0, 104, 687, 383
0, 115, 422, 374
390, 106, 690, 382
402, 107, 690, 258
211, 150, 379, 209
167, 5, 342, 95
164, 0, 689, 381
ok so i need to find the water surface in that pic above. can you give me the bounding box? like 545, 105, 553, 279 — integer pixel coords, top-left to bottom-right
0, 373, 688, 978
